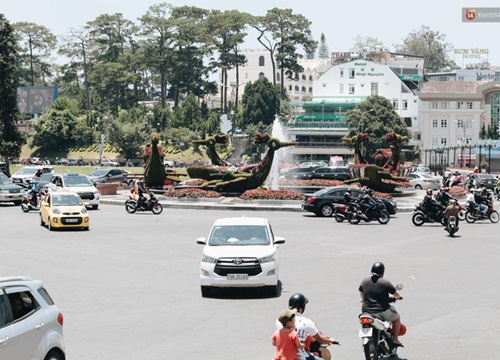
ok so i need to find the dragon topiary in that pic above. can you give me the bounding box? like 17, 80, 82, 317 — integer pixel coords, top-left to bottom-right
185, 133, 297, 194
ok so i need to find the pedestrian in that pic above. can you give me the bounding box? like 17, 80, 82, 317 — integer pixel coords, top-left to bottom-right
272, 309, 305, 360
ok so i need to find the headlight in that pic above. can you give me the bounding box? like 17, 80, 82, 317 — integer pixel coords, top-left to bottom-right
0, 190, 8, 194
201, 254, 217, 263
81, 207, 88, 214
53, 208, 61, 214
259, 254, 276, 263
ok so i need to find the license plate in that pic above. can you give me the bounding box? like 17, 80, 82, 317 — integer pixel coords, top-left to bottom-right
359, 327, 373, 337
65, 219, 79, 223
227, 274, 248, 280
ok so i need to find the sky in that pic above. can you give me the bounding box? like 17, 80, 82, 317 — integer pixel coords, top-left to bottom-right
2, 0, 500, 67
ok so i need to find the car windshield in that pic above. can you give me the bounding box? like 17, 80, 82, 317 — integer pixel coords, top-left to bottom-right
209, 225, 270, 246
0, 173, 13, 184
15, 168, 38, 175
479, 174, 494, 179
89, 169, 108, 176
63, 175, 93, 187
52, 194, 83, 206
39, 173, 52, 181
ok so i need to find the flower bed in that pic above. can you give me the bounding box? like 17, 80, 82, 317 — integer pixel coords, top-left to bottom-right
163, 188, 222, 198
279, 179, 344, 187
239, 189, 305, 201
449, 185, 467, 198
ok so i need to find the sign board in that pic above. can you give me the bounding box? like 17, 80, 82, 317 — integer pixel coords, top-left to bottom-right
17, 86, 58, 114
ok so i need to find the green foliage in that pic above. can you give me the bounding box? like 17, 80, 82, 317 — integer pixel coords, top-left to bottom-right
317, 33, 329, 60
241, 78, 280, 129
344, 96, 410, 159
144, 133, 166, 188
161, 127, 198, 152
107, 108, 152, 159
0, 15, 25, 170
395, 25, 453, 72
31, 97, 80, 150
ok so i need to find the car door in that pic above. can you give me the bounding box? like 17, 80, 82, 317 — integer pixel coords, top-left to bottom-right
40, 193, 50, 223
0, 292, 15, 359
109, 169, 123, 182
3, 287, 42, 359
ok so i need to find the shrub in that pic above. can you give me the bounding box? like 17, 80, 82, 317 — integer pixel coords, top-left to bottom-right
240, 189, 305, 201
163, 188, 222, 198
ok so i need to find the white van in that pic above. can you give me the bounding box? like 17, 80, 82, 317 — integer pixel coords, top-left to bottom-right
329, 156, 344, 168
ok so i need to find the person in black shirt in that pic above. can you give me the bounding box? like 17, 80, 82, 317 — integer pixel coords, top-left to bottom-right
359, 262, 403, 347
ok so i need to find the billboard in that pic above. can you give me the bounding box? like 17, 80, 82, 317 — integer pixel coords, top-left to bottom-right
17, 86, 58, 115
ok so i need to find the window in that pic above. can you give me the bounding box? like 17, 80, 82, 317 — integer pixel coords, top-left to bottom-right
432, 138, 438, 146
339, 84, 344, 93
457, 101, 464, 109
431, 102, 438, 109
440, 102, 448, 109
340, 68, 344, 78
456, 119, 464, 127
258, 72, 265, 78
432, 119, 438, 128
348, 84, 355, 94
258, 55, 265, 66
349, 68, 355, 78
309, 87, 313, 93
288, 85, 292, 91
295, 86, 299, 91
466, 101, 473, 109
370, 82, 379, 96
392, 100, 399, 110
309, 75, 313, 81
402, 100, 408, 110
302, 75, 306, 81
301, 86, 306, 92
441, 138, 447, 145
441, 119, 447, 127
276, 73, 280, 82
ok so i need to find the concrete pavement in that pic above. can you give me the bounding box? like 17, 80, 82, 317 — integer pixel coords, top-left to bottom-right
100, 189, 430, 212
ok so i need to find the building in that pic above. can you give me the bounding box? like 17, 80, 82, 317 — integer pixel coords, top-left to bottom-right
418, 80, 500, 170
286, 52, 424, 163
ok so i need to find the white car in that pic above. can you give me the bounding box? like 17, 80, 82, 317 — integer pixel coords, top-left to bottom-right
10, 165, 54, 188
408, 172, 441, 190
196, 217, 285, 297
0, 276, 65, 360
100, 159, 120, 167
48, 172, 100, 209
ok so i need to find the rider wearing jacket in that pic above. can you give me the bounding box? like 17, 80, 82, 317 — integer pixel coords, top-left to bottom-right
443, 199, 460, 230
422, 189, 442, 216
358, 188, 377, 216
132, 179, 150, 208
435, 187, 454, 207
359, 262, 403, 347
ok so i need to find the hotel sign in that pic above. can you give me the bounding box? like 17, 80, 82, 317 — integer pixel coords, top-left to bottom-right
454, 48, 489, 59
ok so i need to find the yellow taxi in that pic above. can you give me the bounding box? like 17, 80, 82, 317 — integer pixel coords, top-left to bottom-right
39, 190, 90, 231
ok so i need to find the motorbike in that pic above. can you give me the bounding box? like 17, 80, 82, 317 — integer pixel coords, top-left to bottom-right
21, 183, 44, 213
359, 284, 405, 360
125, 192, 163, 215
333, 203, 350, 223
464, 200, 499, 224
445, 215, 459, 237
348, 200, 390, 225
411, 204, 446, 226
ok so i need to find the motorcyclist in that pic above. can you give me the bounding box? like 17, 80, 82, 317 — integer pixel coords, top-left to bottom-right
132, 179, 150, 208
435, 187, 454, 208
287, 293, 336, 360
359, 262, 403, 347
358, 188, 377, 216
466, 188, 488, 215
422, 189, 442, 217
443, 199, 460, 231
343, 191, 352, 204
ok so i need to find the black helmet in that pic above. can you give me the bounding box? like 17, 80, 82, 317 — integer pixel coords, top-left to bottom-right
371, 262, 385, 276
366, 188, 373, 195
288, 293, 309, 309
344, 192, 351, 198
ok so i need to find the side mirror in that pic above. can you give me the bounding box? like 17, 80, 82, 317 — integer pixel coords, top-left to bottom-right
274, 236, 286, 245
83, 202, 90, 207
395, 284, 404, 291
196, 237, 207, 245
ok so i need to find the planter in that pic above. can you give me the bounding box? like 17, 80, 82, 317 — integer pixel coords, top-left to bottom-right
96, 182, 120, 195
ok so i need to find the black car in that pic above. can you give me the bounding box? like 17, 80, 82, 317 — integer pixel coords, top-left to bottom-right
304, 167, 351, 181
301, 185, 398, 217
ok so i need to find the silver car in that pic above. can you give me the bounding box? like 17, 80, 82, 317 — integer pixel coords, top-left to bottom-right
408, 172, 441, 190
0, 276, 65, 359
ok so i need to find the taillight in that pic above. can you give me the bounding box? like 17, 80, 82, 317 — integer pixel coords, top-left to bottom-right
58, 313, 64, 326
306, 197, 317, 203
360, 317, 373, 325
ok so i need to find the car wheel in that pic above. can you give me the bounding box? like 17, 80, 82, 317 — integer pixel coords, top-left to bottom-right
201, 286, 213, 298
319, 204, 334, 217
415, 184, 422, 190
267, 284, 279, 297
44, 349, 63, 360
92, 205, 98, 210
13, 200, 21, 206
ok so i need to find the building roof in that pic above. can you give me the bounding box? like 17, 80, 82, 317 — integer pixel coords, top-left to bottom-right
420, 81, 478, 94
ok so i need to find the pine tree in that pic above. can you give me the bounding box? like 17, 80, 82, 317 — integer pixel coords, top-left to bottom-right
0, 14, 25, 176
318, 33, 329, 60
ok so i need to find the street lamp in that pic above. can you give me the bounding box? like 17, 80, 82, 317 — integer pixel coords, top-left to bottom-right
486, 140, 494, 173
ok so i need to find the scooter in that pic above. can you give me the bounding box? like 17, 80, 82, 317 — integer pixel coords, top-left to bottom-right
445, 215, 459, 237
411, 204, 446, 226
125, 192, 163, 215
348, 200, 390, 225
21, 184, 44, 213
359, 284, 405, 360
465, 200, 499, 223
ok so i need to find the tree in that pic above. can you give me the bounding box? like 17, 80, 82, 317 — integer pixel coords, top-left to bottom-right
344, 96, 410, 158
394, 25, 453, 72
252, 8, 317, 95
0, 14, 25, 175
13, 22, 56, 85
351, 35, 385, 54
240, 78, 280, 130
317, 33, 329, 60
107, 109, 151, 159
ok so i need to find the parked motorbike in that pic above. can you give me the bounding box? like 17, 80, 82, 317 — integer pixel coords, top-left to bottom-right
359, 284, 405, 360
411, 204, 446, 226
464, 200, 499, 223
445, 215, 459, 237
348, 200, 390, 225
125, 192, 163, 215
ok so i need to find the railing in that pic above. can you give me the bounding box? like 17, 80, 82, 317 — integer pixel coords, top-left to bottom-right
288, 122, 348, 129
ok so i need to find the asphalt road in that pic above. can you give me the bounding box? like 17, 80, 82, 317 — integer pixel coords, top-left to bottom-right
0, 203, 499, 359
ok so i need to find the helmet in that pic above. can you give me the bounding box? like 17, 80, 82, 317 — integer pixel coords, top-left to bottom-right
366, 188, 373, 195
449, 199, 457, 205
344, 192, 351, 199
288, 293, 309, 309
426, 189, 433, 195
371, 262, 385, 276
470, 188, 476, 193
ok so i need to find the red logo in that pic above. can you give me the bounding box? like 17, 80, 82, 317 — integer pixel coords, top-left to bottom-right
465, 9, 476, 21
